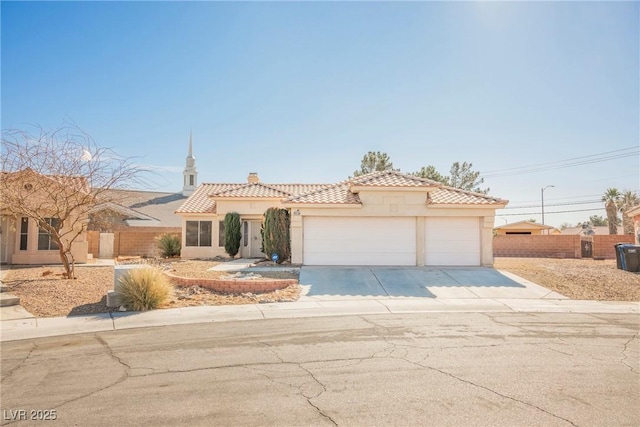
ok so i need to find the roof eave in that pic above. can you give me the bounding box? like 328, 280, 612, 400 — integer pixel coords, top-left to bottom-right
428, 203, 508, 209
211, 196, 287, 201
282, 203, 362, 209
349, 185, 437, 193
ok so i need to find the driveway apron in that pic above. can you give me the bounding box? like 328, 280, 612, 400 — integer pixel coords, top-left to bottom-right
300, 266, 537, 299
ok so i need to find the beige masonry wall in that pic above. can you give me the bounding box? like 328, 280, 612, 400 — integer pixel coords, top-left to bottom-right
288, 188, 498, 266
180, 199, 283, 260
9, 217, 88, 265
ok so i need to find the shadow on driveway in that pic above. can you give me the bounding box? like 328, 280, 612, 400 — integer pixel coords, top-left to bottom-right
300, 267, 524, 297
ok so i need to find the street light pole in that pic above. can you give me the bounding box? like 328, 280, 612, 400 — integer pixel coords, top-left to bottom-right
541, 185, 555, 225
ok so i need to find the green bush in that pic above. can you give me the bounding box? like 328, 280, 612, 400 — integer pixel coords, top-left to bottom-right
261, 207, 290, 263
157, 233, 181, 258
117, 267, 173, 311
224, 212, 242, 258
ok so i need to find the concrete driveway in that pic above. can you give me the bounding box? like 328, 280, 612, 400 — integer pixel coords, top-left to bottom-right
299, 266, 565, 300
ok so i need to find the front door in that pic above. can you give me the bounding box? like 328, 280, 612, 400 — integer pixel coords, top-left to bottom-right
250, 220, 264, 258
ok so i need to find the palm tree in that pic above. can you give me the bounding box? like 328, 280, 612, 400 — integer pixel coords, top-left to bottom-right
619, 190, 640, 235
602, 188, 621, 235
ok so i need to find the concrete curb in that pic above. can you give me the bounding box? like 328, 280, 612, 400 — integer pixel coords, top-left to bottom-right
1, 297, 638, 343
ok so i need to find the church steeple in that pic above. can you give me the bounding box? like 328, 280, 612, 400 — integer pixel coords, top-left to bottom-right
182, 130, 198, 196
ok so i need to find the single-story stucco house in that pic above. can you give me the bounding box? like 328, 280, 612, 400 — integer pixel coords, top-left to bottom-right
0, 169, 89, 265
176, 171, 508, 266
626, 204, 640, 244
493, 220, 555, 235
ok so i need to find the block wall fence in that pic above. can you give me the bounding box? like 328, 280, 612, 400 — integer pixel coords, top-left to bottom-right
88, 230, 635, 260
87, 228, 181, 258
493, 235, 635, 259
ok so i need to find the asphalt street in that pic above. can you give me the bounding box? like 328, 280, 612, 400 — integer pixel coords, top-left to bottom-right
1, 312, 638, 426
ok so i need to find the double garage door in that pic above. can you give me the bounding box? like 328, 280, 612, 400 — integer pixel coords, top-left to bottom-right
303, 216, 480, 266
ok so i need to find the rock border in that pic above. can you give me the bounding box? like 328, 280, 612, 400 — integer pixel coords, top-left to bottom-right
164, 272, 297, 294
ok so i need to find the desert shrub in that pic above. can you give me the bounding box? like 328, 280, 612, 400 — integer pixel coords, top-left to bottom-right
157, 233, 181, 258
224, 212, 242, 258
261, 207, 290, 263
117, 267, 172, 311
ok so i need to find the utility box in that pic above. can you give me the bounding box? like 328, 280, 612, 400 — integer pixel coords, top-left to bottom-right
615, 244, 640, 272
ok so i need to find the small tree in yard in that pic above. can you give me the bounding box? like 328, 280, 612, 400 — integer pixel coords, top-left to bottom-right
1, 125, 143, 278
224, 212, 242, 258
261, 207, 290, 263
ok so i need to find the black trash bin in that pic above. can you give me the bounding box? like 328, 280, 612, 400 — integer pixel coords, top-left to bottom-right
618, 244, 640, 272
614, 243, 625, 269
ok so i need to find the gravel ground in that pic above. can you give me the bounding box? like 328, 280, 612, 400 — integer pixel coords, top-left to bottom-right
2, 259, 300, 318
494, 257, 640, 302
2, 257, 638, 318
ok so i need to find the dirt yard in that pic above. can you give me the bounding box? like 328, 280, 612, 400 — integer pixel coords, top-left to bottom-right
1, 259, 300, 318
2, 257, 638, 318
494, 257, 640, 302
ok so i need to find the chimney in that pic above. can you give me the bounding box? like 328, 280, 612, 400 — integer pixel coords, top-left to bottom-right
248, 172, 260, 184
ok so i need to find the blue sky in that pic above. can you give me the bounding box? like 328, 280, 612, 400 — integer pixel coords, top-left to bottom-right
2, 1, 638, 228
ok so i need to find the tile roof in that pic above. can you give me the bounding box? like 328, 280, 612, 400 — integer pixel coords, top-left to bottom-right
177, 171, 507, 213
286, 181, 361, 205
175, 183, 242, 214
176, 182, 329, 213
350, 170, 442, 187
428, 186, 506, 205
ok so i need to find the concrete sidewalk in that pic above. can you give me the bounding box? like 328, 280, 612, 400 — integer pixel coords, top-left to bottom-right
2, 266, 638, 343
1, 295, 637, 342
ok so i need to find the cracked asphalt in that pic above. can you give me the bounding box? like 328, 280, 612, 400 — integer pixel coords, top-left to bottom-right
1, 312, 638, 426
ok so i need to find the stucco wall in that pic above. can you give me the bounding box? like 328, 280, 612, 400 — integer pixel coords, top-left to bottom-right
7, 217, 88, 265
289, 192, 498, 266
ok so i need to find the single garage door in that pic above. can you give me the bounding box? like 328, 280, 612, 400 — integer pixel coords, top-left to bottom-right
303, 217, 416, 266
425, 217, 480, 266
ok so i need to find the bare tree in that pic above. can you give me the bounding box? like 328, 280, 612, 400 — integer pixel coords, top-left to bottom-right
1, 125, 143, 278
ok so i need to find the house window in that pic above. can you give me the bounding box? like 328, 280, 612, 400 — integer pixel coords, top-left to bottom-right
243, 221, 248, 247
19, 217, 29, 250
185, 221, 212, 247
38, 218, 60, 251
218, 221, 225, 247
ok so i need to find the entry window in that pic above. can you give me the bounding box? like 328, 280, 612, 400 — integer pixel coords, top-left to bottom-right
38, 218, 60, 251
186, 221, 212, 247
19, 217, 29, 250
243, 222, 248, 247
218, 221, 225, 247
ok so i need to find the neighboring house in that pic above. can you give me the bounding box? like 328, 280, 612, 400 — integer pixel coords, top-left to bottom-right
176, 170, 508, 266
560, 226, 627, 236
87, 134, 197, 258
493, 221, 555, 235
626, 204, 640, 244
0, 169, 89, 265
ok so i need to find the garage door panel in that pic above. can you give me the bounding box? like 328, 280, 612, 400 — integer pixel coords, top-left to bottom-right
425, 217, 480, 266
304, 217, 416, 266
308, 252, 416, 266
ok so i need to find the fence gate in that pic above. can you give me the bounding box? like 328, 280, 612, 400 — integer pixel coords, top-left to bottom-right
99, 232, 115, 259
581, 236, 593, 258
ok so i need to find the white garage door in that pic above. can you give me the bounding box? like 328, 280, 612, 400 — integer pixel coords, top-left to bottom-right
303, 217, 416, 266
425, 217, 480, 266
